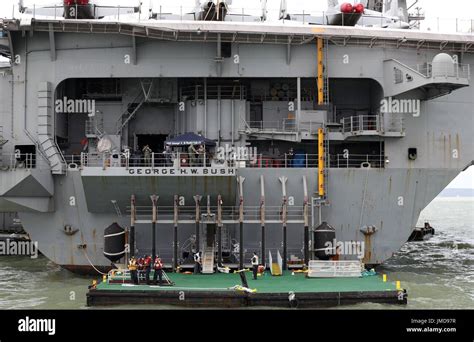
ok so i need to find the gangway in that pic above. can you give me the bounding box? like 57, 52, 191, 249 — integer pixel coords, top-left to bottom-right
202, 247, 215, 274
269, 250, 282, 276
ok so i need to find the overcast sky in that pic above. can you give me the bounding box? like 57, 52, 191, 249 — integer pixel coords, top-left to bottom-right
0, 0, 472, 188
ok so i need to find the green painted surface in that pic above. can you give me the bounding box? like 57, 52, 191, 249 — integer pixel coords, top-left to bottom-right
96, 271, 398, 294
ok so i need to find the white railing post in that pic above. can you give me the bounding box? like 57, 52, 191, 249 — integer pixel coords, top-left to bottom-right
350, 116, 353, 132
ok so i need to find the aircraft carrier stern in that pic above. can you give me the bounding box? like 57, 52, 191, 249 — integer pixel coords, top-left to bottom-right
0, 8, 472, 274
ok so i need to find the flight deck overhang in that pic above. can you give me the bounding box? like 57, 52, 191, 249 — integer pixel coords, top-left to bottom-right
1, 18, 473, 53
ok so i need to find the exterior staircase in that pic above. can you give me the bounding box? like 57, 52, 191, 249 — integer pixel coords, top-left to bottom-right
38, 82, 66, 174
201, 247, 215, 274
116, 91, 146, 135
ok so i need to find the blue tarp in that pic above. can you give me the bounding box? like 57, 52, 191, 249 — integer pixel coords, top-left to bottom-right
165, 132, 216, 147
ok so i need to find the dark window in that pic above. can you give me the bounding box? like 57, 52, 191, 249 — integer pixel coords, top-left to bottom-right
221, 43, 232, 58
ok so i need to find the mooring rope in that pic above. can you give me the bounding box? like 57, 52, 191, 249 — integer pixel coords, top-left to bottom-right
82, 248, 107, 275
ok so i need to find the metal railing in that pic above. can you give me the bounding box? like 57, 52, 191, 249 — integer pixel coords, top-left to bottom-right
1, 152, 387, 170
132, 204, 306, 222
342, 115, 381, 133
180, 85, 247, 101
247, 119, 296, 132
69, 152, 388, 169
329, 154, 386, 168
342, 115, 404, 135
245, 119, 323, 135
0, 153, 50, 171
412, 63, 471, 79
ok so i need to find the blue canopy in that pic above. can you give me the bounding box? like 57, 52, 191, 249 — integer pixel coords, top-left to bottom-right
165, 132, 216, 147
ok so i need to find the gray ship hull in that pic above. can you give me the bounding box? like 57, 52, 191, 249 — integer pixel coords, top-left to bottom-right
18, 166, 459, 272
0, 19, 472, 273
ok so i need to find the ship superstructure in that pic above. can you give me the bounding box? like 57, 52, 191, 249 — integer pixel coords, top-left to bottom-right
0, 0, 472, 273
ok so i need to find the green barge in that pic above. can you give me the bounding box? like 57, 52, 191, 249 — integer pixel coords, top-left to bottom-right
86, 270, 407, 308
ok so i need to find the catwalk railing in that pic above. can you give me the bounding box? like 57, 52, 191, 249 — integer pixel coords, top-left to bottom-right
75, 152, 387, 169
132, 205, 306, 224
411, 63, 471, 79
0, 152, 388, 170
245, 119, 323, 135
341, 115, 404, 135
0, 153, 50, 171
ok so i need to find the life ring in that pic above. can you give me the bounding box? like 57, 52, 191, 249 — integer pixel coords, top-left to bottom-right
361, 162, 371, 169
68, 163, 78, 170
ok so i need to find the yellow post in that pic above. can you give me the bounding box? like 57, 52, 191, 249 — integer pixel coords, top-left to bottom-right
317, 38, 324, 105
102, 274, 107, 283
396, 281, 401, 290
383, 274, 387, 282
318, 128, 325, 197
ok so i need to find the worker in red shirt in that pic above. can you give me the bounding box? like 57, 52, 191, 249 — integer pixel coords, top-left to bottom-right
137, 257, 144, 284
143, 255, 152, 285
153, 256, 164, 285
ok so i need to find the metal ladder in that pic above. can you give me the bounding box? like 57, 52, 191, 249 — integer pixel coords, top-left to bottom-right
221, 226, 231, 253
323, 127, 330, 197
116, 91, 146, 135
322, 38, 330, 104
201, 247, 215, 274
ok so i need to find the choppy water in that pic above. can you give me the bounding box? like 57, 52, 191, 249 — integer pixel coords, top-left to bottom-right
0, 197, 472, 310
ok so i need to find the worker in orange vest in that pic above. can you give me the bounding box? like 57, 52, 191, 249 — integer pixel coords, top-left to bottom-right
128, 256, 138, 284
